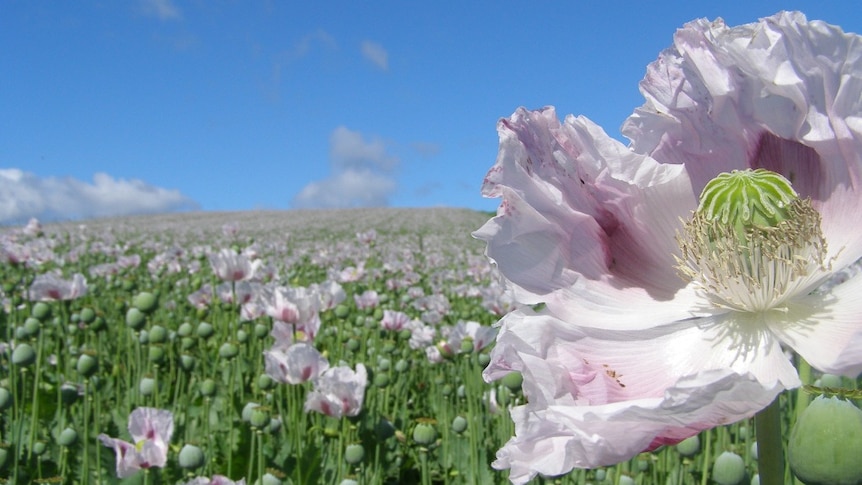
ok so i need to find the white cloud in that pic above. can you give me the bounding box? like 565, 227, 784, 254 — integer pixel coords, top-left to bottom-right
329, 126, 398, 171
293, 127, 399, 209
0, 168, 199, 224
360, 40, 389, 71
140, 0, 182, 21
292, 168, 396, 209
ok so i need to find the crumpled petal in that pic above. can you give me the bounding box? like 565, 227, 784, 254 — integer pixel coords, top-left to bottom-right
474, 107, 706, 330
768, 271, 862, 377
496, 370, 781, 484
623, 11, 862, 271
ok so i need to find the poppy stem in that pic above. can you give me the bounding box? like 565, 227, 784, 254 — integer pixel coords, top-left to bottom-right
754, 396, 784, 485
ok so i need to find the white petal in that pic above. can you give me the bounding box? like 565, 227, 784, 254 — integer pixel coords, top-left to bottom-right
769, 272, 862, 377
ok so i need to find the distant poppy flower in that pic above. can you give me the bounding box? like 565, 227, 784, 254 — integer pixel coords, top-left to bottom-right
476, 12, 862, 484
304, 363, 368, 418
29, 272, 87, 301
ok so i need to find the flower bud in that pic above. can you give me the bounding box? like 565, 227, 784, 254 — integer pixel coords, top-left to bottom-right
344, 443, 365, 464
250, 408, 270, 428
23, 317, 41, 337
712, 451, 745, 485
180, 354, 196, 372
148, 346, 166, 364
177, 322, 194, 337
31, 441, 47, 456
789, 395, 862, 485
178, 444, 205, 469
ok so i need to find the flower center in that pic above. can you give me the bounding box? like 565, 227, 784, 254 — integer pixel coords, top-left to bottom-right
676, 169, 828, 312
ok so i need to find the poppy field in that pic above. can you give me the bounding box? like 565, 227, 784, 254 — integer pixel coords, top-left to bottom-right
0, 208, 846, 484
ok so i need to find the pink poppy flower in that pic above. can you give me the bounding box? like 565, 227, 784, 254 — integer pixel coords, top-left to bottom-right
98, 407, 174, 478
475, 12, 862, 484
264, 342, 330, 384
259, 285, 321, 340
29, 272, 87, 301
208, 248, 261, 282
380, 309, 410, 331
304, 363, 368, 418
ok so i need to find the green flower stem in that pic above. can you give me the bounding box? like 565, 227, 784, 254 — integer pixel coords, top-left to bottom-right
755, 396, 784, 485
795, 357, 812, 415
700, 428, 712, 485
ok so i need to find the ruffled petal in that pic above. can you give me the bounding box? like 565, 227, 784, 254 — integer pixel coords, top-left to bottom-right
768, 271, 862, 377
475, 107, 702, 328
484, 308, 798, 483
623, 11, 862, 269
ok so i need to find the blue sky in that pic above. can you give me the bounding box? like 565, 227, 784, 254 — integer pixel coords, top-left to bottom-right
2, 1, 861, 224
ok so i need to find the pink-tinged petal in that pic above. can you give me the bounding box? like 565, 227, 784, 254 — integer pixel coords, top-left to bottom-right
127, 407, 173, 446
623, 12, 862, 269
768, 272, 862, 377
496, 370, 782, 484
484, 308, 798, 482
475, 107, 704, 329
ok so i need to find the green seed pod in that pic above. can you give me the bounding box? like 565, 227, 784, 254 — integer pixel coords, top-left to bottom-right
412, 423, 437, 445
132, 291, 159, 314
375, 418, 395, 440
177, 322, 194, 337
178, 443, 205, 469
57, 427, 78, 446
257, 374, 275, 391
595, 469, 607, 481
76, 353, 99, 377
676, 434, 700, 457
500, 371, 523, 392
79, 307, 96, 324
148, 346, 166, 364
148, 325, 168, 343
219, 342, 239, 359
346, 338, 360, 352
90, 316, 107, 332
789, 395, 862, 485
31, 302, 52, 321
23, 317, 41, 337
818, 373, 843, 389
398, 329, 412, 341
373, 373, 390, 388
237, 329, 249, 343
196, 322, 215, 339
179, 354, 196, 372
377, 358, 391, 372
14, 326, 28, 340
139, 377, 157, 396
0, 387, 12, 411
712, 451, 746, 485
181, 337, 196, 350
254, 323, 269, 339
12, 343, 36, 367
0, 446, 6, 469
31, 441, 47, 456
126, 307, 146, 330
372, 308, 383, 320
250, 408, 270, 428
451, 416, 468, 434
394, 359, 409, 373
344, 443, 365, 464
200, 378, 217, 397
618, 475, 635, 485
60, 383, 80, 405
242, 402, 260, 422
122, 279, 136, 292
477, 353, 491, 367
338, 480, 359, 485
334, 304, 350, 318
257, 473, 283, 485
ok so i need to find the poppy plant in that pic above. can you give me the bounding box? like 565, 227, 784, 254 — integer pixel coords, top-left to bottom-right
476, 12, 862, 484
